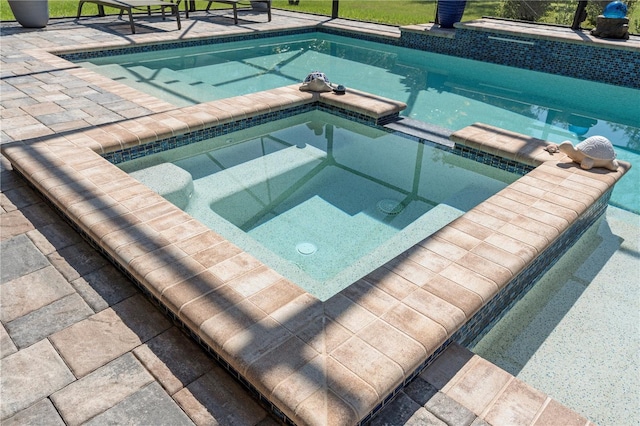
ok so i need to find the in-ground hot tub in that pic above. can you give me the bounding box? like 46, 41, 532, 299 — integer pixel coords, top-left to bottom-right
117, 109, 523, 301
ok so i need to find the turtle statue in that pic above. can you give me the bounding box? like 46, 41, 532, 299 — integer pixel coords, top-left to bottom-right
558, 136, 619, 171
300, 71, 332, 92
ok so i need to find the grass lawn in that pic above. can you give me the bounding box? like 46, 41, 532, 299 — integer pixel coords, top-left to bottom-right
0, 0, 446, 24
0, 0, 638, 31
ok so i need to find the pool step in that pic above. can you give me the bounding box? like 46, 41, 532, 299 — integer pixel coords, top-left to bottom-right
130, 163, 194, 210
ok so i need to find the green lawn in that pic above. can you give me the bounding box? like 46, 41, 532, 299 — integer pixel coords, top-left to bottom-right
0, 0, 445, 24
1, 0, 638, 32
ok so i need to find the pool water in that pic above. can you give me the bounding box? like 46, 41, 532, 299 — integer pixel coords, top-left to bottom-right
119, 111, 519, 300
77, 32, 640, 213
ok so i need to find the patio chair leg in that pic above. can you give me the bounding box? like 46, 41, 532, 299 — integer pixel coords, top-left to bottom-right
174, 4, 181, 29
125, 8, 136, 33
177, 0, 188, 19
206, 1, 238, 24
76, 1, 84, 18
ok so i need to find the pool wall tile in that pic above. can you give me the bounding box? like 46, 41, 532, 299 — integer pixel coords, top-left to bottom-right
399, 21, 640, 89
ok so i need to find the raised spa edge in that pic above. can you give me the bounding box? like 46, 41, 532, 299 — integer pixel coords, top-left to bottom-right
1, 86, 630, 426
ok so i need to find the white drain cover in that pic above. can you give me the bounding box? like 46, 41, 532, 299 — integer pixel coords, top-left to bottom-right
377, 199, 404, 215
296, 242, 317, 255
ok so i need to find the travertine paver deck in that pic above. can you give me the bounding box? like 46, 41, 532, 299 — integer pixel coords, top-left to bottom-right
1, 11, 628, 426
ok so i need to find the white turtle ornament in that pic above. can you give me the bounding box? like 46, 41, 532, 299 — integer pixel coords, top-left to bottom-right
558, 136, 619, 171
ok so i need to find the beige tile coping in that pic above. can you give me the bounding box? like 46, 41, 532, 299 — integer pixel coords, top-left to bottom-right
1, 86, 630, 426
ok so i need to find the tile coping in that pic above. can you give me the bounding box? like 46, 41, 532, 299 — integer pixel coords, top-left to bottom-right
1, 84, 630, 425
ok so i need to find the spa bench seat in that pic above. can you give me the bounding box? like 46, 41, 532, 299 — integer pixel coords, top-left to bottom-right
77, 0, 182, 34
203, 0, 271, 23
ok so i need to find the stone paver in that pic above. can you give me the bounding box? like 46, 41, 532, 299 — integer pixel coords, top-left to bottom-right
51, 353, 155, 426
0, 157, 275, 425
49, 294, 170, 378
370, 392, 445, 426
26, 221, 84, 255
0, 265, 75, 322
444, 356, 513, 416
0, 209, 36, 240
46, 241, 110, 282
48, 306, 140, 375
404, 376, 476, 426
482, 379, 547, 426
1, 398, 66, 426
70, 263, 139, 312
4, 293, 93, 349
0, 234, 50, 283
173, 366, 275, 426
0, 323, 17, 359
84, 382, 195, 426
0, 339, 75, 419
133, 327, 214, 395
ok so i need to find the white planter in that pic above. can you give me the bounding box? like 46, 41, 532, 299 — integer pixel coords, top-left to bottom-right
8, 0, 49, 28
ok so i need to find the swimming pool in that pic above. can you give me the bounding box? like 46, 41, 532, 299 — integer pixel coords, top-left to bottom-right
74, 32, 640, 214
118, 110, 521, 300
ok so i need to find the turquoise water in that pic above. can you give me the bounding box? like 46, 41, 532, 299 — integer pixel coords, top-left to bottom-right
78, 32, 640, 213
118, 111, 519, 300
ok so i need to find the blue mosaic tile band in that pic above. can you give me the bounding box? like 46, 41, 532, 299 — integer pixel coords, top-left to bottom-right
59, 28, 315, 61
453, 144, 534, 175
103, 103, 382, 163
318, 26, 401, 47
58, 27, 397, 63
400, 28, 640, 89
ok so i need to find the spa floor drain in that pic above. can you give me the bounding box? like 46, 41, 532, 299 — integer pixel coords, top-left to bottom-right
377, 199, 404, 215
296, 242, 317, 255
